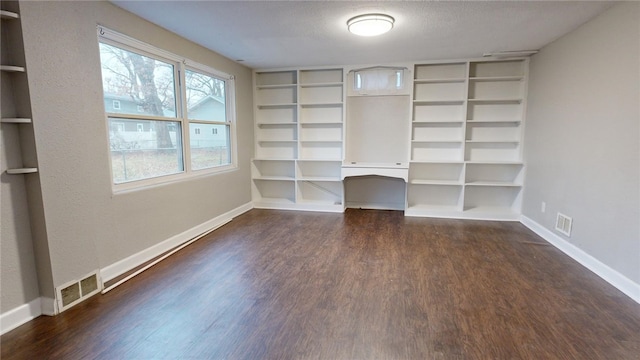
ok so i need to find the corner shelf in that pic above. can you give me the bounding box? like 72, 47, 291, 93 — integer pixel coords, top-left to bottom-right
1, 117, 32, 124
0, 10, 19, 20
1, 65, 26, 72
6, 168, 38, 175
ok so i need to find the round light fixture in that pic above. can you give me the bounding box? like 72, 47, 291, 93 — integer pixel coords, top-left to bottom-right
347, 13, 395, 37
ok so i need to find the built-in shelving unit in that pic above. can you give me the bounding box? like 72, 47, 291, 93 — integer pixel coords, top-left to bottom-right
407, 59, 527, 220
252, 59, 527, 220
1, 4, 38, 176
252, 68, 345, 212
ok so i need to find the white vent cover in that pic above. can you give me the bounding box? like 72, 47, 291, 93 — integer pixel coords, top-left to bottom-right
555, 212, 572, 237
56, 271, 102, 313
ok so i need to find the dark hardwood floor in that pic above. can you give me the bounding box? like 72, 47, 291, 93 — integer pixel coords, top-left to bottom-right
2, 209, 639, 359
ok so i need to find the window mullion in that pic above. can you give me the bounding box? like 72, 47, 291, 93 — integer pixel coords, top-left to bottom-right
177, 61, 192, 174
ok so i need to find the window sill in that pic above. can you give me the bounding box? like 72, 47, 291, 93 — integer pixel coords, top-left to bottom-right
111, 164, 238, 196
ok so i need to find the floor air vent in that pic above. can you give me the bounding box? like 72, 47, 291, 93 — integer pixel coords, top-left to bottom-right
555, 212, 572, 237
56, 271, 102, 313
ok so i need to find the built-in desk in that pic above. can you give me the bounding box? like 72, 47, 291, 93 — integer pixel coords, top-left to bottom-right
341, 162, 409, 182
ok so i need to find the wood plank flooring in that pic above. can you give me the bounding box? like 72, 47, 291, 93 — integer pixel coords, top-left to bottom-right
2, 209, 639, 359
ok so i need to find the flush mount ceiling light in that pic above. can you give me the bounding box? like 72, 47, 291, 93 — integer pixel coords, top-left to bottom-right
347, 14, 395, 37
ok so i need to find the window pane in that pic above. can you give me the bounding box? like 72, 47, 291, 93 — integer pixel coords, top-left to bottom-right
189, 123, 230, 170
185, 69, 226, 122
99, 42, 177, 118
109, 118, 184, 183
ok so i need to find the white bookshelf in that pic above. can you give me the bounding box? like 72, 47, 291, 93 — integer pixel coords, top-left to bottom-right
252, 59, 528, 220
407, 59, 527, 220
252, 68, 344, 212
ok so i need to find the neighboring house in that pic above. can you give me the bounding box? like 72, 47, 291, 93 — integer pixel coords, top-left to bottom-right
105, 93, 227, 149
188, 95, 228, 148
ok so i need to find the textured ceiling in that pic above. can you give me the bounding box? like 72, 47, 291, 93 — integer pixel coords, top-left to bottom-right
111, 1, 615, 69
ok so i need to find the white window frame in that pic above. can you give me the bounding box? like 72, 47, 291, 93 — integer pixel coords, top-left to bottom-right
98, 26, 237, 193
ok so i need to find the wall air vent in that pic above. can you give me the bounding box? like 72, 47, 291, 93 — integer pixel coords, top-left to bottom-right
555, 212, 573, 237
56, 271, 102, 313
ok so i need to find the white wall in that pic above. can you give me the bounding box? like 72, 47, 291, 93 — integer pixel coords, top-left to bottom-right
4, 0, 253, 304
523, 2, 639, 285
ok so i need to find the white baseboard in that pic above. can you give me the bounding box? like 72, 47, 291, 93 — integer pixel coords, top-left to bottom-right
0, 298, 41, 335
100, 202, 253, 284
346, 201, 405, 211
40, 296, 57, 316
521, 215, 640, 304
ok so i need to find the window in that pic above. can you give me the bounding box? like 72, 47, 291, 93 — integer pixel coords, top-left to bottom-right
98, 26, 236, 189
112, 100, 121, 110
351, 67, 407, 95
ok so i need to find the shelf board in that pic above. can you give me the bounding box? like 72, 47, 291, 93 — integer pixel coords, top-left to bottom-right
413, 120, 464, 124
410, 179, 462, 186
256, 84, 297, 89
298, 176, 342, 182
343, 161, 408, 168
253, 176, 295, 181
465, 161, 523, 165
296, 199, 343, 206
462, 205, 519, 218
257, 103, 297, 109
467, 98, 522, 104
410, 160, 465, 164
465, 140, 519, 144
299, 157, 342, 161
1, 10, 19, 20
253, 157, 296, 161
299, 121, 342, 126
257, 140, 297, 143
465, 181, 521, 187
406, 204, 461, 213
1, 117, 31, 124
412, 140, 463, 143
413, 78, 466, 84
413, 100, 465, 105
299, 102, 342, 107
1, 65, 25, 72
256, 122, 297, 126
467, 119, 521, 123
469, 76, 524, 82
300, 140, 342, 144
297, 158, 342, 162
255, 197, 296, 205
299, 82, 343, 88
6, 167, 38, 175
